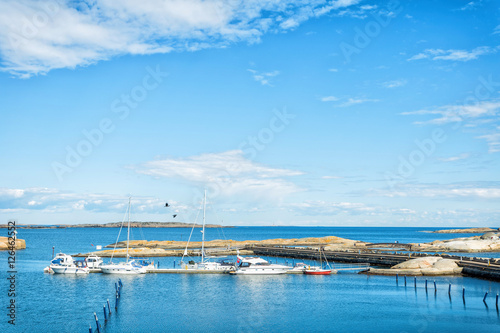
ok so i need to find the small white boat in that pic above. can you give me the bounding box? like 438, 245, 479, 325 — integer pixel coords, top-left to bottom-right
48, 253, 89, 274
230, 256, 291, 275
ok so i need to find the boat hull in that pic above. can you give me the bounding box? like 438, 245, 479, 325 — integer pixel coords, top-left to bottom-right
304, 270, 332, 275
100, 262, 146, 274
50, 265, 89, 274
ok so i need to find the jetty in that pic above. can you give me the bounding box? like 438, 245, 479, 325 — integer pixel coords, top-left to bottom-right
246, 245, 500, 281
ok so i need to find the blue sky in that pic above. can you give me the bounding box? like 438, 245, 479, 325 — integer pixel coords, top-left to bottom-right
0, 0, 499, 227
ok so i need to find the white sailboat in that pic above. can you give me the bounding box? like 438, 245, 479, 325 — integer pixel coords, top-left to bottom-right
101, 198, 147, 275
179, 190, 234, 271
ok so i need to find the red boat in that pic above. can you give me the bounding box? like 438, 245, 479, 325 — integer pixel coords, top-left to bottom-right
304, 268, 332, 275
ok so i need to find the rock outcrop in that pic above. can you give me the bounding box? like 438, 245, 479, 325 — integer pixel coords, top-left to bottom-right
0, 236, 26, 250
429, 227, 498, 234
367, 257, 462, 276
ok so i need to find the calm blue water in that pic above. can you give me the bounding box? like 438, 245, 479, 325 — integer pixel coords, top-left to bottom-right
2, 227, 500, 332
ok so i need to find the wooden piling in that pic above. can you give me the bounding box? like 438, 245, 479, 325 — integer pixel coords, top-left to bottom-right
94, 313, 101, 333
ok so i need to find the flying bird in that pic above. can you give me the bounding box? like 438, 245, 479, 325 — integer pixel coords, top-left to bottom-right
173, 214, 177, 218
165, 203, 170, 207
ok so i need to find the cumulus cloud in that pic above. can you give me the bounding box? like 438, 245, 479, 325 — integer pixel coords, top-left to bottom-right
133, 150, 304, 199
0, 0, 361, 78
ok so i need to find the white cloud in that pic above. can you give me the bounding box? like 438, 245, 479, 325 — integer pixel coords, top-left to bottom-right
478, 127, 500, 153
133, 150, 304, 199
339, 97, 379, 107
408, 46, 497, 62
494, 25, 500, 35
328, 68, 338, 72
382, 79, 407, 88
248, 69, 279, 86
0, 187, 174, 214
378, 183, 500, 199
437, 153, 470, 162
0, 0, 361, 78
401, 100, 500, 124
321, 176, 342, 179
320, 96, 340, 102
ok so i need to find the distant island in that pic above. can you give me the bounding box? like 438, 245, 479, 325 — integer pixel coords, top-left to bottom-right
0, 222, 232, 229
425, 227, 498, 234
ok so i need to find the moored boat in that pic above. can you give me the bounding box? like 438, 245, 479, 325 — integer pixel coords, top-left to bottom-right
49, 253, 89, 274
230, 256, 291, 275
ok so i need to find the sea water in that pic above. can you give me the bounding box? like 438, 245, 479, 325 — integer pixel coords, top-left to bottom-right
2, 227, 500, 332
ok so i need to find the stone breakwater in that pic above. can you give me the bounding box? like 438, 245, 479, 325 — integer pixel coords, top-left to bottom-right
0, 236, 26, 250
409, 234, 500, 253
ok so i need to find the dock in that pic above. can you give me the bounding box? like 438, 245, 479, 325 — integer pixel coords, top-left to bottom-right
246, 245, 500, 281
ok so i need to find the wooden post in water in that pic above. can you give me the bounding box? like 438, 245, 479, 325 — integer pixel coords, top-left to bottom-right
448, 284, 451, 295
89, 324, 92, 333
115, 291, 119, 310
483, 292, 488, 304
425, 279, 428, 292
414, 277, 417, 290
462, 287, 465, 303
404, 275, 407, 286
94, 313, 101, 333
434, 281, 437, 292
103, 305, 107, 321
496, 294, 498, 309
107, 299, 111, 315
396, 274, 398, 285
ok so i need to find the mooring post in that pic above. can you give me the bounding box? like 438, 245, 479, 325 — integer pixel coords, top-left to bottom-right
425, 279, 428, 292
496, 294, 498, 309
414, 277, 417, 289
107, 299, 111, 315
115, 292, 119, 310
396, 274, 398, 284
483, 292, 488, 304
94, 313, 101, 333
434, 281, 437, 292
448, 284, 451, 295
462, 287, 466, 303
119, 279, 123, 288
404, 275, 407, 286
89, 324, 92, 333
115, 282, 118, 294
103, 305, 107, 321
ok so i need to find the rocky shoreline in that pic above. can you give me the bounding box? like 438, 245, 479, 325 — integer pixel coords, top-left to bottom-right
0, 236, 26, 250
0, 221, 230, 229
425, 227, 498, 234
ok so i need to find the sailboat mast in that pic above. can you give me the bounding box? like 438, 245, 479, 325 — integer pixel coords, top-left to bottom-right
126, 197, 131, 262
201, 189, 206, 263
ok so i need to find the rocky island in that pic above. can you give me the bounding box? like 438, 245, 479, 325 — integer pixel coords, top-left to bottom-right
426, 227, 498, 234
0, 221, 230, 229
0, 236, 26, 250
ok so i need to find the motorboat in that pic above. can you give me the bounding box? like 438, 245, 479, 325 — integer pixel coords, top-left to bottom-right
230, 256, 291, 275
48, 253, 89, 274
85, 254, 103, 269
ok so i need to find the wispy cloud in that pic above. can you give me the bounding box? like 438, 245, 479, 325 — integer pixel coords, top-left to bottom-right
401, 100, 500, 125
328, 68, 338, 72
437, 153, 471, 162
0, 0, 361, 78
494, 25, 500, 35
408, 46, 497, 62
320, 96, 340, 102
382, 79, 407, 88
478, 127, 500, 153
377, 182, 500, 199
133, 150, 304, 199
247, 69, 280, 86
0, 187, 174, 214
339, 97, 379, 107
